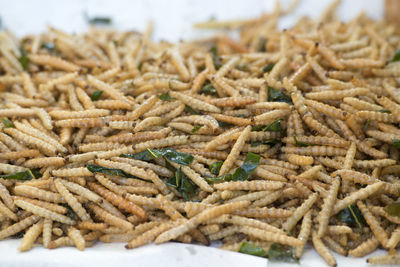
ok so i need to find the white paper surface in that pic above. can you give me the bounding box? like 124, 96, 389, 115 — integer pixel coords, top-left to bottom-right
0, 0, 393, 267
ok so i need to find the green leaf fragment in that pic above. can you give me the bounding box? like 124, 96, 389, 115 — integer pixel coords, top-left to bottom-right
206, 153, 260, 183
1, 118, 13, 128
392, 139, 400, 148
191, 125, 202, 133
337, 204, 366, 229
268, 87, 292, 104
251, 119, 282, 133
262, 64, 274, 73
19, 47, 28, 70
268, 243, 299, 263
392, 50, 400, 62
0, 170, 35, 180
209, 161, 223, 175
91, 91, 103, 101
121, 148, 194, 166
293, 135, 311, 147
379, 109, 391, 113
158, 92, 175, 101
86, 164, 131, 177
199, 82, 217, 95
385, 201, 400, 217
185, 105, 200, 115
166, 168, 197, 201
210, 46, 222, 70
239, 242, 267, 258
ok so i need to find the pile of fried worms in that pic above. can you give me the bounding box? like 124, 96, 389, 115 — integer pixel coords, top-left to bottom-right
0, 0, 399, 265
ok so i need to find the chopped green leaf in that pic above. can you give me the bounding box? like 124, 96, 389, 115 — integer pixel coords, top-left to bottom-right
210, 46, 222, 70
62, 204, 77, 220
250, 141, 264, 147
122, 148, 193, 166
85, 12, 112, 25
239, 242, 267, 258
19, 47, 28, 70
91, 91, 103, 101
1, 118, 14, 128
199, 82, 217, 95
379, 109, 391, 113
120, 150, 156, 162
86, 164, 131, 177
148, 148, 194, 166
262, 64, 274, 73
236, 64, 248, 71
0, 170, 35, 180
206, 153, 260, 183
232, 152, 260, 181
158, 92, 175, 101
209, 161, 223, 175
166, 168, 197, 201
218, 121, 232, 128
337, 204, 366, 229
385, 201, 400, 217
191, 125, 202, 133
252, 119, 282, 133
268, 243, 299, 263
265, 119, 282, 133
293, 135, 311, 147
268, 87, 292, 104
392, 50, 400, 62
393, 139, 400, 148
185, 105, 200, 115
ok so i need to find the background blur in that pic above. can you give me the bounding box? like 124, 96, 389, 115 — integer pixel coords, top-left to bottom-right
0, 0, 383, 41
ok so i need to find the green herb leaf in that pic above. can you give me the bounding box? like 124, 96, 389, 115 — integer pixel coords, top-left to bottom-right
392, 139, 400, 148
191, 125, 202, 133
268, 243, 299, 263
149, 148, 194, 166
210, 46, 222, 70
199, 82, 217, 95
337, 204, 366, 229
239, 242, 267, 258
91, 91, 103, 101
262, 64, 274, 73
0, 170, 35, 180
85, 12, 112, 25
385, 201, 400, 217
206, 153, 260, 183
166, 168, 197, 201
232, 152, 260, 181
379, 109, 391, 113
62, 204, 77, 220
185, 105, 200, 115
218, 121, 232, 128
1, 118, 14, 128
293, 135, 311, 147
120, 151, 156, 162
265, 119, 282, 133
158, 92, 175, 101
268, 87, 292, 104
19, 47, 28, 70
86, 164, 130, 177
209, 161, 223, 175
392, 50, 400, 62
236, 64, 248, 71
251, 119, 282, 133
